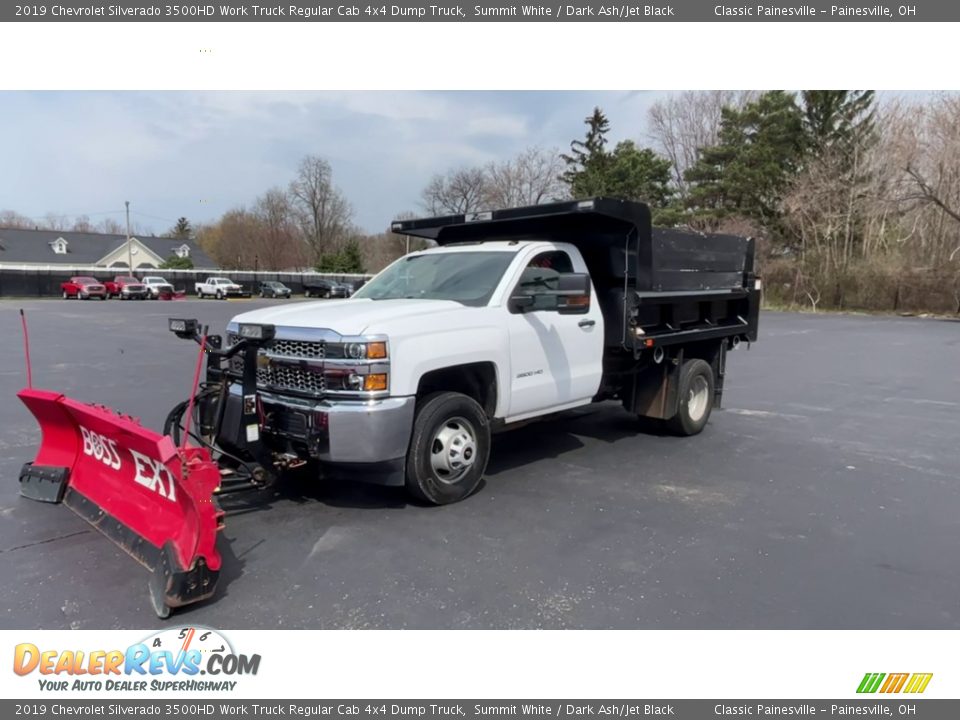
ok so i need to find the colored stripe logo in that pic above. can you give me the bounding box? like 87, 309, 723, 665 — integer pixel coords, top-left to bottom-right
857, 673, 933, 694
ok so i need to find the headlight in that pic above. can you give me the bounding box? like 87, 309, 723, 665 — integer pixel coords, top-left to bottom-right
346, 342, 365, 359
343, 341, 387, 360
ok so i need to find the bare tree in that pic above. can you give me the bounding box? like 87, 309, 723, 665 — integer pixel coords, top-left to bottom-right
421, 167, 488, 215
43, 212, 69, 231
0, 210, 34, 229
483, 146, 567, 209
289, 155, 353, 264
71, 215, 94, 232
97, 218, 126, 235
254, 188, 303, 270
647, 91, 755, 197
881, 95, 960, 267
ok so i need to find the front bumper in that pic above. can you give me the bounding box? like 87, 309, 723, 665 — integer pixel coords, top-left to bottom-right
224, 387, 415, 466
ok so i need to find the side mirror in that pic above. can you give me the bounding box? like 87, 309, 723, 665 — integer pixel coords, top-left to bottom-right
556, 273, 591, 315
509, 272, 591, 314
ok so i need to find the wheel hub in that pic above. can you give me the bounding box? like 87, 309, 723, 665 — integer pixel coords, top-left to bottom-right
687, 375, 710, 422
430, 418, 478, 483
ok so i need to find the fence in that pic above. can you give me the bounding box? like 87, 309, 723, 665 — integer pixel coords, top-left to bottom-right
0, 266, 372, 298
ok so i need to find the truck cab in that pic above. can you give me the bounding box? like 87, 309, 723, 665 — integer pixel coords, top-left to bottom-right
195, 198, 759, 505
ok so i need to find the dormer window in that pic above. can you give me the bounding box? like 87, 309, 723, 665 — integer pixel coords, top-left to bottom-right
175, 244, 190, 259
51, 238, 68, 255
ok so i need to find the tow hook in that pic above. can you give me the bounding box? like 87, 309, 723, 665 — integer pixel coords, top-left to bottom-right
274, 453, 307, 470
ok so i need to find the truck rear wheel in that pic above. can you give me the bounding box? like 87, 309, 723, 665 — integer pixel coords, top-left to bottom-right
405, 391, 490, 505
666, 358, 715, 436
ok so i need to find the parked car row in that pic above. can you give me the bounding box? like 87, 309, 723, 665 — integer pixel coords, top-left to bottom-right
59, 275, 367, 301
61, 275, 182, 300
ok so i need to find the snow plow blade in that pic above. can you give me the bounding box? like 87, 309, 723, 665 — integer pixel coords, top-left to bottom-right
17, 387, 224, 617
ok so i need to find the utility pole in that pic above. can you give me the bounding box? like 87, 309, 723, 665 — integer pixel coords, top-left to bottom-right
125, 201, 133, 270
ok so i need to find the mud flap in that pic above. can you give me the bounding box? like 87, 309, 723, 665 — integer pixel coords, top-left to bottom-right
17, 388, 224, 618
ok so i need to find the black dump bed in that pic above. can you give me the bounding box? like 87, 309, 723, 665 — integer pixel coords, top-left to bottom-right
391, 197, 755, 293
393, 198, 760, 349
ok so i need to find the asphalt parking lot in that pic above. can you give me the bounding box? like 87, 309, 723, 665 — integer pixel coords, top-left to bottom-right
0, 298, 958, 629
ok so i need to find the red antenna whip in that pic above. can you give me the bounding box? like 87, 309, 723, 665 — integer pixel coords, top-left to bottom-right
20, 309, 33, 389
180, 329, 208, 451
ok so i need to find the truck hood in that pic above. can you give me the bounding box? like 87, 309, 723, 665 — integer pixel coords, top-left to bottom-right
229, 298, 468, 336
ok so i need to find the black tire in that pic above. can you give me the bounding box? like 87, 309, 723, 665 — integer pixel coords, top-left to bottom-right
665, 358, 715, 436
216, 290, 223, 300
405, 391, 490, 505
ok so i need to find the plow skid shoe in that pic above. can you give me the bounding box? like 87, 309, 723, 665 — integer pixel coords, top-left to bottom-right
17, 388, 224, 617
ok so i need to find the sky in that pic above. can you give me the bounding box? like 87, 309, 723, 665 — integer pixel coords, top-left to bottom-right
0, 91, 673, 234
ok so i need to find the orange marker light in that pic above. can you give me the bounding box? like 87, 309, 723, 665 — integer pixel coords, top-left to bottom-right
364, 374, 388, 391
367, 342, 387, 359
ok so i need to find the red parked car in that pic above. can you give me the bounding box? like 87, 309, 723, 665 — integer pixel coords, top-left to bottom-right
61, 276, 108, 300
103, 275, 148, 300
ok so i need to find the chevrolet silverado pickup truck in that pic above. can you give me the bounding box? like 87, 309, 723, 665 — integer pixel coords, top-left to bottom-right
170, 199, 760, 505
196, 276, 247, 299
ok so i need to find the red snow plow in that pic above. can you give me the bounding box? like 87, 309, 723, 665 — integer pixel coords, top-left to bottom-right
16, 311, 282, 617
17, 388, 224, 618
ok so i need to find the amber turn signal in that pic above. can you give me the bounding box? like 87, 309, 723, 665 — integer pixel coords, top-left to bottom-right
363, 373, 388, 391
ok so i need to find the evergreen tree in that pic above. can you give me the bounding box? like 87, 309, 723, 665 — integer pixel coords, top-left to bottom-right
605, 140, 674, 211
801, 90, 875, 152
171, 217, 192, 239
561, 107, 612, 194
684, 90, 807, 226
561, 109, 675, 217
160, 255, 193, 269
314, 240, 365, 274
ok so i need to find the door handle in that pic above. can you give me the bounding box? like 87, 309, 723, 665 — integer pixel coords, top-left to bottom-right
578, 319, 596, 328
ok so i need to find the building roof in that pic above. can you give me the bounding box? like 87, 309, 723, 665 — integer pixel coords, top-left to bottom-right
0, 227, 217, 268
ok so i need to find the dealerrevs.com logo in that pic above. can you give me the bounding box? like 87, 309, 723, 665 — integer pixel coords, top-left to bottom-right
13, 626, 260, 692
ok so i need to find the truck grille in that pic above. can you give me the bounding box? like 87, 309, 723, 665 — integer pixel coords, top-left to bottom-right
256, 365, 326, 395
270, 338, 326, 359
227, 333, 327, 397
226, 333, 325, 360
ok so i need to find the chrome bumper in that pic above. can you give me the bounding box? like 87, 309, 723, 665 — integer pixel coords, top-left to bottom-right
257, 390, 415, 464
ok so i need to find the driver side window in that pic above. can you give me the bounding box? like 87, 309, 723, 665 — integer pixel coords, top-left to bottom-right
515, 250, 575, 312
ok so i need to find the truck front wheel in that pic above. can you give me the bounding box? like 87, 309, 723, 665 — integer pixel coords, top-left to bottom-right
666, 358, 715, 436
405, 391, 490, 505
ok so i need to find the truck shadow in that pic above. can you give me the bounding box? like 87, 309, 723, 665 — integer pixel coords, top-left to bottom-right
182, 405, 664, 608
243, 404, 661, 510
485, 404, 664, 477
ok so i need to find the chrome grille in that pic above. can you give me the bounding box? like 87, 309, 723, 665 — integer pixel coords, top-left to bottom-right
256, 365, 326, 395
270, 338, 326, 359
226, 333, 324, 360
227, 332, 327, 396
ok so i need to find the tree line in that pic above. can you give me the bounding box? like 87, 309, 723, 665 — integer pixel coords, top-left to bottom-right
4, 91, 958, 313
421, 91, 960, 314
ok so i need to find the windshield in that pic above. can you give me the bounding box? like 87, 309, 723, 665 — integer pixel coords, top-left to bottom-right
117, 276, 137, 283
144, 277, 167, 283
354, 251, 514, 306
75, 277, 97, 283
